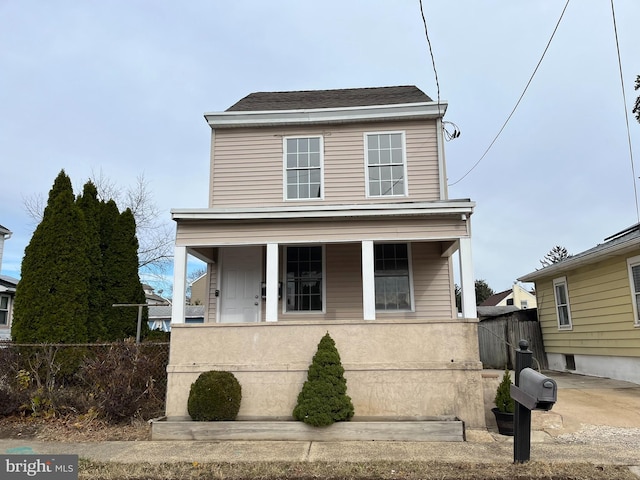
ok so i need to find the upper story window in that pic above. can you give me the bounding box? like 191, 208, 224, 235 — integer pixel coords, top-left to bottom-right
552, 277, 572, 330
365, 132, 407, 197
375, 243, 413, 311
626, 255, 640, 327
284, 136, 323, 200
0, 295, 8, 326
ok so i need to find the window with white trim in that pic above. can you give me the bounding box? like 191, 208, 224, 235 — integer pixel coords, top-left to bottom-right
626, 255, 640, 326
552, 277, 572, 330
285, 246, 323, 312
0, 295, 8, 326
365, 132, 407, 197
284, 136, 323, 200
374, 243, 412, 311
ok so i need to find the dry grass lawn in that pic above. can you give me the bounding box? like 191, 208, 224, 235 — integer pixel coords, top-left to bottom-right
79, 460, 637, 480
1, 416, 637, 479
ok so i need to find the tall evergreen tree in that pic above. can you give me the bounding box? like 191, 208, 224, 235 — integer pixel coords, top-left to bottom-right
102, 206, 148, 340
13, 170, 90, 343
539, 246, 571, 268
76, 181, 107, 341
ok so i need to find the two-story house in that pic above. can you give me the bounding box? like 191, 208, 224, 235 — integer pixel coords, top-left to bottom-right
164, 86, 485, 434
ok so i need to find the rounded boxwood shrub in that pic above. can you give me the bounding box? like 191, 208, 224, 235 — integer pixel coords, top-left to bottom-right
188, 371, 241, 421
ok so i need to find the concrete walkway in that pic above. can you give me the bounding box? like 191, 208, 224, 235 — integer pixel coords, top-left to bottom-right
0, 371, 638, 471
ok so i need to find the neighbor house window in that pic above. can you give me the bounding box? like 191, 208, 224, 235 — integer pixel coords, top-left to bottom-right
626, 255, 640, 326
365, 132, 407, 197
285, 246, 323, 312
374, 243, 412, 311
552, 277, 572, 330
284, 136, 323, 200
0, 295, 8, 326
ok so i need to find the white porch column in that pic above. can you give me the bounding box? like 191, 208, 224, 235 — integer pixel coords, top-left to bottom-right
362, 240, 376, 321
172, 245, 187, 324
266, 243, 279, 322
458, 237, 477, 318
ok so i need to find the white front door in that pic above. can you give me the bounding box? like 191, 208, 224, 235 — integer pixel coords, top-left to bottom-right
219, 246, 262, 323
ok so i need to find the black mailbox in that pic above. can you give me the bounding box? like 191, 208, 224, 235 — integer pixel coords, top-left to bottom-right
510, 368, 557, 411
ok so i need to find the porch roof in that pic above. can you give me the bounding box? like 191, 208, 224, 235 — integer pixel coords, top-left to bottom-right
171, 200, 475, 222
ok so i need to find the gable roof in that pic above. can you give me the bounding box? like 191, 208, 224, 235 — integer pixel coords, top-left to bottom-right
0, 275, 18, 293
519, 223, 640, 282
226, 86, 433, 112
205, 86, 444, 129
479, 289, 512, 306
0, 224, 11, 236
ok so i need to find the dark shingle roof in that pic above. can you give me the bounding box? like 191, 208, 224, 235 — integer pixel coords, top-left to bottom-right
479, 289, 512, 307
226, 86, 432, 112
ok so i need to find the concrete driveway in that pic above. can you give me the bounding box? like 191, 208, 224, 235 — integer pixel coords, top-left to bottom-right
483, 369, 640, 438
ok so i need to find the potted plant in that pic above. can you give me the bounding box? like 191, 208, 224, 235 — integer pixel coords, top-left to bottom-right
491, 368, 515, 436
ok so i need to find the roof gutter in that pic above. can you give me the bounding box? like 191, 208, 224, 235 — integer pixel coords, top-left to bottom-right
172, 200, 474, 222
204, 102, 447, 128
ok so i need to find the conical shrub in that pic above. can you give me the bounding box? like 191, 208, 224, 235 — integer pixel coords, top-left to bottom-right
293, 333, 354, 426
494, 368, 515, 413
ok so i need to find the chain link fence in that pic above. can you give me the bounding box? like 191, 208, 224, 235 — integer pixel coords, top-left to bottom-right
0, 340, 169, 422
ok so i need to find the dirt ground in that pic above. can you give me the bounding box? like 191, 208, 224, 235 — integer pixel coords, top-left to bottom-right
0, 414, 150, 442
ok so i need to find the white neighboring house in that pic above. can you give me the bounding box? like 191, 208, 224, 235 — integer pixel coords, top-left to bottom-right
0, 224, 17, 340
479, 282, 537, 310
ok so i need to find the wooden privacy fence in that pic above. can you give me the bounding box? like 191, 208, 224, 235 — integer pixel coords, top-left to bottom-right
477, 308, 547, 370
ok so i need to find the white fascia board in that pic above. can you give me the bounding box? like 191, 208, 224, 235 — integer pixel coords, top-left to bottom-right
204, 102, 448, 128
518, 237, 640, 283
171, 200, 474, 221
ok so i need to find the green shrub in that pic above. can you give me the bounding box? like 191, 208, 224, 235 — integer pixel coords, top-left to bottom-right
293, 333, 354, 427
494, 369, 515, 413
188, 371, 241, 421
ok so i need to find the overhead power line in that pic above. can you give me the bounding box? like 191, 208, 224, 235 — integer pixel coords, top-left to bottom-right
610, 0, 639, 223
419, 0, 442, 115
448, 0, 571, 187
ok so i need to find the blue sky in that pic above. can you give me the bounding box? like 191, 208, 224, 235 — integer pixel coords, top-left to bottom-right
2, 1, 640, 294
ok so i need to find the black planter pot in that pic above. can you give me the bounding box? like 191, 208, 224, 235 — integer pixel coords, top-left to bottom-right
491, 408, 514, 436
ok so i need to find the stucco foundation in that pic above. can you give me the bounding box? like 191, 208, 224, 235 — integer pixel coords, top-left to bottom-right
165, 319, 486, 429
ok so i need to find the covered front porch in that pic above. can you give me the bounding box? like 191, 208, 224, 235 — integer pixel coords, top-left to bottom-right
170, 202, 478, 324
164, 202, 485, 431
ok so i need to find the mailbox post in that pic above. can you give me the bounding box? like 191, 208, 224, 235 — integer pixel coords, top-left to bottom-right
513, 340, 532, 463
510, 339, 558, 463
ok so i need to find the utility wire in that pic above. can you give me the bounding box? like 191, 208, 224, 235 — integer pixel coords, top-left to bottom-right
449, 0, 571, 187
419, 0, 442, 115
610, 0, 640, 223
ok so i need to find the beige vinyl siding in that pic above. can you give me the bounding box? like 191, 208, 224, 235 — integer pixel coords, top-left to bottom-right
409, 242, 456, 319
204, 242, 455, 323
324, 243, 363, 321
282, 242, 453, 321
210, 120, 440, 208
536, 254, 640, 357
176, 216, 467, 246
206, 262, 217, 323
